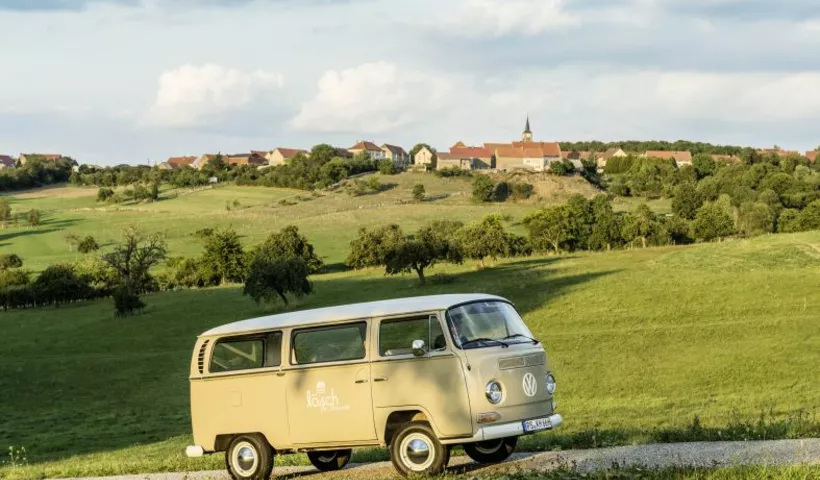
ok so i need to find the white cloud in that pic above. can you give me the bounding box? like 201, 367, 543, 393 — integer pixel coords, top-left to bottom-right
144, 64, 284, 127
448, 0, 581, 36
290, 62, 455, 134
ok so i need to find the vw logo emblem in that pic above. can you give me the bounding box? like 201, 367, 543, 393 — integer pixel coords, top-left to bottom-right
522, 373, 537, 397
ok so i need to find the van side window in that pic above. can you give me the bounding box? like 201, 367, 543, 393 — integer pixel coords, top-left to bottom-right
210, 338, 265, 372
380, 315, 445, 357
292, 322, 367, 365
265, 332, 283, 367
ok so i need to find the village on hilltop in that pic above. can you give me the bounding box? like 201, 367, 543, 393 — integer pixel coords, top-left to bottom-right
2, 117, 818, 173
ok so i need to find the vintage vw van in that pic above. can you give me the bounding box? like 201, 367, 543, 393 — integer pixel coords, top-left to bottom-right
187, 294, 562, 478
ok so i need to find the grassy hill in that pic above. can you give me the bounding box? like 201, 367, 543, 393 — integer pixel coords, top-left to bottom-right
0, 172, 666, 272
0, 231, 818, 479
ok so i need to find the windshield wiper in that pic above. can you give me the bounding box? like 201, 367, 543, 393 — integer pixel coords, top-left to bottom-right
503, 334, 540, 344
461, 338, 509, 349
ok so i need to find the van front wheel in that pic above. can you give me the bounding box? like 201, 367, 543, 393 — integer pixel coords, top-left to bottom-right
307, 449, 352, 471
390, 421, 448, 476
464, 436, 517, 464
225, 434, 274, 480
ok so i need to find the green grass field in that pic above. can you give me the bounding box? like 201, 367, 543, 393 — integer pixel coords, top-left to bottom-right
0, 172, 636, 272
1, 227, 818, 479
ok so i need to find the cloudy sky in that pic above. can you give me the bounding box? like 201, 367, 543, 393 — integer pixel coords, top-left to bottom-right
1, 0, 819, 165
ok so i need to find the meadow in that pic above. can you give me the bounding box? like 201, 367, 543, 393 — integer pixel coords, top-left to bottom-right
0, 172, 670, 272
0, 221, 818, 479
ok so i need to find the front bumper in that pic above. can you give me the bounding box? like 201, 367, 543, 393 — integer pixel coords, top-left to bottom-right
440, 413, 563, 445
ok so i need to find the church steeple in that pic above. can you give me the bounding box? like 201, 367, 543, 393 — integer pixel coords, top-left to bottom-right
522, 115, 533, 142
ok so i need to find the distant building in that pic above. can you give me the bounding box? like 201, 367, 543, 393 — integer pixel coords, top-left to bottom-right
18, 153, 62, 165
596, 148, 627, 168
224, 152, 267, 167
644, 150, 693, 166
436, 152, 474, 171
381, 144, 410, 167
0, 155, 16, 169
268, 148, 308, 166
164, 156, 197, 170
413, 146, 436, 168
806, 151, 818, 162
348, 141, 385, 160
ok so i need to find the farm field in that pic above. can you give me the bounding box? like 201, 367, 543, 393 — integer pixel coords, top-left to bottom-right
0, 172, 672, 272
0, 231, 818, 479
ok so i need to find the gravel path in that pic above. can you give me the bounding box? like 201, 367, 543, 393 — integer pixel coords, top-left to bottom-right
58, 439, 820, 480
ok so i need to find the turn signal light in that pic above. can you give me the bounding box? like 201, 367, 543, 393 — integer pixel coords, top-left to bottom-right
477, 412, 501, 424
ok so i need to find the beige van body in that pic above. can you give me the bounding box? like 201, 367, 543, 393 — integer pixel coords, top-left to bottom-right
187, 294, 562, 478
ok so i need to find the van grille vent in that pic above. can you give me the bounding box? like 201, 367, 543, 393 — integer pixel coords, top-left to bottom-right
498, 353, 546, 370
197, 340, 210, 374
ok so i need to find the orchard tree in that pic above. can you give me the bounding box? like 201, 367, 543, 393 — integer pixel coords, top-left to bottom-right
200, 227, 246, 285
64, 232, 80, 252
347, 224, 405, 269
523, 204, 580, 253
78, 236, 101, 254
254, 225, 323, 273
459, 215, 513, 266
622, 204, 659, 248
243, 257, 312, 305
384, 223, 464, 285
672, 182, 703, 220
103, 226, 168, 316
27, 209, 41, 227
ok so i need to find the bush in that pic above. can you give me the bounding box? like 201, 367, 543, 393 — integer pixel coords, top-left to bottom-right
412, 183, 426, 201
97, 187, 115, 202
550, 159, 575, 176
693, 202, 735, 241
493, 181, 510, 202
0, 253, 23, 270
113, 286, 145, 317
472, 175, 495, 202
510, 182, 534, 200
378, 159, 397, 175
738, 202, 775, 237
33, 264, 95, 307
27, 209, 41, 227
0, 268, 30, 289
78, 236, 100, 254
433, 167, 472, 178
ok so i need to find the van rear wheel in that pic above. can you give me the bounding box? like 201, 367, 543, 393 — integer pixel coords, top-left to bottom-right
390, 421, 448, 476
225, 434, 274, 480
307, 449, 352, 471
464, 436, 517, 464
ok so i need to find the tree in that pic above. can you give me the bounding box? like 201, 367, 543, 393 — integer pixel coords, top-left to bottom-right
64, 232, 80, 252
347, 224, 405, 269
33, 264, 93, 307
254, 225, 323, 274
78, 236, 101, 254
207, 154, 226, 171
550, 159, 575, 176
472, 175, 495, 202
523, 204, 578, 253
0, 198, 12, 228
692, 153, 716, 179
102, 227, 168, 316
459, 215, 513, 266
384, 224, 464, 285
588, 195, 624, 251
199, 228, 246, 285
243, 257, 312, 305
493, 181, 510, 202
692, 202, 735, 242
412, 184, 426, 202
0, 254, 23, 270
150, 182, 160, 200
622, 204, 660, 248
672, 182, 703, 220
27, 209, 40, 227
737, 202, 774, 237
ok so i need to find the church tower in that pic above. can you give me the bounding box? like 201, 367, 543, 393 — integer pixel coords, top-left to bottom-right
522, 115, 533, 143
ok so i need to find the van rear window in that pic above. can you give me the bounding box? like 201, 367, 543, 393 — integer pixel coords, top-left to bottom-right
292, 323, 366, 364
210, 339, 265, 372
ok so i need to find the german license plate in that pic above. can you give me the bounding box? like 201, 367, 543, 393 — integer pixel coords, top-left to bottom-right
522, 417, 552, 433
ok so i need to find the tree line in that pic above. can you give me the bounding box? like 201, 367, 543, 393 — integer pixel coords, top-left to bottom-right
0, 156, 76, 192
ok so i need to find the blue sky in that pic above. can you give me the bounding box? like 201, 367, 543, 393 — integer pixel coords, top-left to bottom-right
1, 0, 819, 165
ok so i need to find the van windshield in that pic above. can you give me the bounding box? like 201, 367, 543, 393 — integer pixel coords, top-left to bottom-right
445, 301, 536, 349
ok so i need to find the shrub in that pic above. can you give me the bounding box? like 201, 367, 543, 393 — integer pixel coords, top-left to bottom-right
433, 167, 472, 178
27, 209, 41, 227
493, 181, 510, 202
378, 159, 397, 175
412, 183, 426, 201
97, 187, 115, 202
549, 159, 575, 176
78, 236, 100, 254
33, 264, 95, 307
738, 202, 775, 237
472, 175, 495, 202
0, 253, 23, 270
510, 182, 534, 200
0, 268, 30, 289
113, 286, 145, 317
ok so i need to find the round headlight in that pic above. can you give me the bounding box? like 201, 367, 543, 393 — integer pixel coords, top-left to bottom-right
485, 381, 503, 404
546, 374, 556, 395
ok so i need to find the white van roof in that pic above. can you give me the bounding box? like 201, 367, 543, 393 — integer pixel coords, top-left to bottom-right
200, 294, 506, 337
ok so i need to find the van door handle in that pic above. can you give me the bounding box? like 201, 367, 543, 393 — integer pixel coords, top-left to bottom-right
354, 379, 369, 384
373, 377, 388, 382
276, 372, 285, 377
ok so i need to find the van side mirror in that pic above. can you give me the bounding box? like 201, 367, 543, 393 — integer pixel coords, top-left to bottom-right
411, 339, 427, 357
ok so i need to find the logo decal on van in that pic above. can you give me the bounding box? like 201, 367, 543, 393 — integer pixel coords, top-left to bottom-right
306, 381, 350, 413
522, 373, 538, 397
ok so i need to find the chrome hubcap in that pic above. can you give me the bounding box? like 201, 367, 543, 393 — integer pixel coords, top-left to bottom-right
399, 433, 435, 471
232, 441, 259, 476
